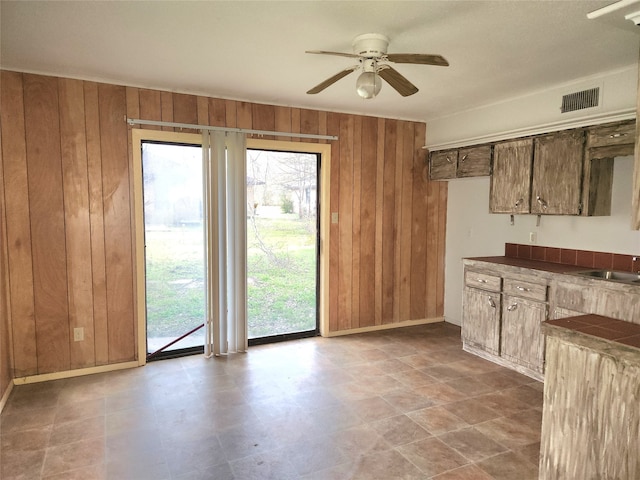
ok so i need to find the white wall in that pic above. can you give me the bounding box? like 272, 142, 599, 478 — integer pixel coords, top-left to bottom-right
427, 66, 640, 326
444, 157, 640, 325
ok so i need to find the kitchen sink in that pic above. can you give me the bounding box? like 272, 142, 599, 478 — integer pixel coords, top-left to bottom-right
573, 269, 640, 285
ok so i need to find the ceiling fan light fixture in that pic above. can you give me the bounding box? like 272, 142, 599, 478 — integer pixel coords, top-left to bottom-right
356, 71, 382, 99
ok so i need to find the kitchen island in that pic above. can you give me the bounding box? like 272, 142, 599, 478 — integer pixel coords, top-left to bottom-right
539, 315, 640, 480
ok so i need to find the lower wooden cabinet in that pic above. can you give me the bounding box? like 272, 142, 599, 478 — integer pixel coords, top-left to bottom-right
462, 286, 501, 356
462, 263, 548, 381
501, 295, 546, 373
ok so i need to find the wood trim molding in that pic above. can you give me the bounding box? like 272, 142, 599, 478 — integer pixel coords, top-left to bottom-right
0, 379, 14, 414
12, 361, 139, 385
322, 316, 444, 337
425, 109, 635, 151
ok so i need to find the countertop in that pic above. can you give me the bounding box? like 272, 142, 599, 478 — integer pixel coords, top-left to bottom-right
464, 256, 589, 274
543, 314, 640, 365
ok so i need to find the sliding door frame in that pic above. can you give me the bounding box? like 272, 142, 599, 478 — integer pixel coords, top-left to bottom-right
132, 130, 331, 366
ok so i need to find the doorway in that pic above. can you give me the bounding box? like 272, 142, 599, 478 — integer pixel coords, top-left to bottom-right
246, 148, 320, 344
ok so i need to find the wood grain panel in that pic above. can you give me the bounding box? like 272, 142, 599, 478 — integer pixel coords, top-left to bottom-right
0, 143, 11, 392
98, 84, 135, 363
274, 106, 292, 142
24, 74, 70, 374
84, 82, 109, 365
358, 116, 377, 327
436, 182, 447, 315
225, 99, 237, 128
173, 93, 198, 124
300, 109, 319, 140
160, 91, 174, 132
138, 89, 162, 130
0, 71, 37, 376
327, 112, 340, 332
173, 93, 198, 133
424, 177, 438, 318
410, 125, 427, 319
374, 118, 385, 325
290, 108, 301, 143
398, 121, 414, 321
59, 78, 95, 368
351, 116, 362, 327
197, 96, 209, 126
208, 98, 226, 126
236, 101, 252, 130
251, 104, 275, 140
381, 120, 397, 323
337, 115, 354, 330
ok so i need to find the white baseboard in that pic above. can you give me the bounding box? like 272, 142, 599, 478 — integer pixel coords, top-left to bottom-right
12, 361, 140, 386
322, 317, 445, 337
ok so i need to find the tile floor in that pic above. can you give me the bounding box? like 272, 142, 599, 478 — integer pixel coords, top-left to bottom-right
1, 323, 543, 479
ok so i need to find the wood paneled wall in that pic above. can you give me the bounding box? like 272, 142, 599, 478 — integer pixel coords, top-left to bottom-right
0, 70, 447, 380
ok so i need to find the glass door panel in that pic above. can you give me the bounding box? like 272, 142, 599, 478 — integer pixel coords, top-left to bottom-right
142, 142, 205, 359
246, 149, 319, 342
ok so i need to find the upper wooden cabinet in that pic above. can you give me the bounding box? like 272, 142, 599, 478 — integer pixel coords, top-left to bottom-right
490, 139, 534, 214
586, 120, 635, 157
429, 145, 491, 180
431, 117, 636, 218
490, 131, 585, 215
531, 130, 584, 215
429, 149, 457, 180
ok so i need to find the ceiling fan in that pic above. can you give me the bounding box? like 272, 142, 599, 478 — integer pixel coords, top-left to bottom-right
306, 33, 449, 99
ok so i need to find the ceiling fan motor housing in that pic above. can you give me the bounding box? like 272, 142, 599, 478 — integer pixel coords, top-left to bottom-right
352, 33, 389, 57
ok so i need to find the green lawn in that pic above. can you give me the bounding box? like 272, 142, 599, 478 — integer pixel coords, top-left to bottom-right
145, 214, 317, 340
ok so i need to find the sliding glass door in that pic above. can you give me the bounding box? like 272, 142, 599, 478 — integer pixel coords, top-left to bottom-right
246, 148, 319, 343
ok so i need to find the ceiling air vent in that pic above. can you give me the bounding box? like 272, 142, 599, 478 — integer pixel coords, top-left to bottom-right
561, 87, 599, 113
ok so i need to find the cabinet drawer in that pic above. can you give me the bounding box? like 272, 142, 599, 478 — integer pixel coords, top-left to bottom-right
430, 150, 457, 180
587, 120, 635, 149
457, 145, 492, 178
465, 271, 502, 292
503, 278, 547, 301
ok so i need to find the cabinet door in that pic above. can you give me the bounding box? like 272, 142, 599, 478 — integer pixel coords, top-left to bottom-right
462, 287, 501, 355
489, 139, 533, 213
430, 149, 457, 180
531, 130, 584, 215
501, 295, 546, 372
457, 145, 492, 178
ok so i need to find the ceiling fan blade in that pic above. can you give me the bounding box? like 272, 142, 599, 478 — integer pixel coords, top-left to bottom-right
307, 66, 358, 94
386, 53, 449, 67
306, 50, 360, 59
378, 66, 419, 97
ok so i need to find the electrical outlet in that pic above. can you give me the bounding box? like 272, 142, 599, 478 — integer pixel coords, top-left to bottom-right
529, 232, 537, 244
73, 327, 84, 342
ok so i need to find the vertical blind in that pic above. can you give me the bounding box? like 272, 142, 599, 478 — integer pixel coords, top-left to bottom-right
202, 131, 248, 356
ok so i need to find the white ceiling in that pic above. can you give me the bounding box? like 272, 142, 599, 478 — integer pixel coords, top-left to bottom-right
1, 1, 639, 123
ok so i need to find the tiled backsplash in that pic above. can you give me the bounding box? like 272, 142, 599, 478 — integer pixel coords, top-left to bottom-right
505, 243, 640, 273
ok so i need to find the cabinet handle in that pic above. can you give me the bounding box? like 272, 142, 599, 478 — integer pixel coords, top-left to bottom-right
516, 286, 531, 292
608, 133, 627, 138
488, 297, 496, 308
446, 156, 453, 163
536, 196, 548, 209
477, 278, 487, 283
515, 198, 524, 208
460, 154, 468, 162
507, 303, 518, 311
